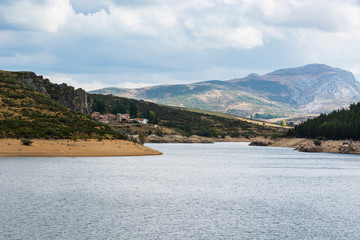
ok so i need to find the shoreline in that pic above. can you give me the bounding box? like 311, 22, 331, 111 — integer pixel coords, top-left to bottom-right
253, 137, 360, 155
0, 139, 162, 157
2, 136, 358, 157
147, 134, 360, 155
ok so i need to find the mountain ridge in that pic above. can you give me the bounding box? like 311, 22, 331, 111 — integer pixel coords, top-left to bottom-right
90, 64, 360, 118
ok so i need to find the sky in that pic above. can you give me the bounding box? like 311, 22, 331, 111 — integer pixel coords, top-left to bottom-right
1, 0, 360, 91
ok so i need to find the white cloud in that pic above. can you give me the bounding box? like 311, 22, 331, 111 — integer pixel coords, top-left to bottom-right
0, 0, 73, 32
45, 72, 171, 91
2, 0, 360, 88
243, 0, 360, 32
192, 26, 263, 49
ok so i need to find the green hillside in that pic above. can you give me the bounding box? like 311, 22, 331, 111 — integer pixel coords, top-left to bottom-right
0, 69, 286, 140
288, 102, 360, 140
90, 94, 285, 138
0, 71, 117, 139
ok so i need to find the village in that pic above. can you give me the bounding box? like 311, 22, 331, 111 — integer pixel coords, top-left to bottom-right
91, 112, 149, 125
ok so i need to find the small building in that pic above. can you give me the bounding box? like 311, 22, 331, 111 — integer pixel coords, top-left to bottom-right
117, 113, 130, 122
91, 112, 101, 120
133, 118, 148, 124
104, 114, 117, 121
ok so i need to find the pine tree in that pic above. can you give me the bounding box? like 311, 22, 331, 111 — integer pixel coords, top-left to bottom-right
130, 102, 137, 118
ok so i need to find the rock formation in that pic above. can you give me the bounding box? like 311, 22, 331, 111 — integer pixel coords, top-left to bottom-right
12, 71, 92, 114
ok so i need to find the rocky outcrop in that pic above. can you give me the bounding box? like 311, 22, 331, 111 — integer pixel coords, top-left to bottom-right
249, 140, 272, 146
13, 71, 49, 95
338, 140, 359, 154
296, 142, 319, 152
147, 134, 213, 143
12, 71, 92, 114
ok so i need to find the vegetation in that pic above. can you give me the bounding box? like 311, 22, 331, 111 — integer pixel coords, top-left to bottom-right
145, 110, 158, 124
138, 133, 146, 145
156, 129, 164, 137
130, 102, 137, 118
90, 93, 284, 138
0, 71, 119, 139
253, 113, 287, 119
313, 139, 322, 146
0, 70, 286, 141
111, 103, 126, 115
92, 98, 106, 114
21, 139, 33, 146
288, 103, 360, 140
184, 123, 193, 137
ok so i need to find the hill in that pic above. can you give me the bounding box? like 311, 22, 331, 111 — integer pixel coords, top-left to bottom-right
288, 102, 360, 140
90, 64, 360, 119
0, 70, 285, 141
89, 94, 284, 139
0, 71, 117, 139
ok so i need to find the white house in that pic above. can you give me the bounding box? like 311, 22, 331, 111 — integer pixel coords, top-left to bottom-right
133, 118, 148, 124
117, 113, 130, 122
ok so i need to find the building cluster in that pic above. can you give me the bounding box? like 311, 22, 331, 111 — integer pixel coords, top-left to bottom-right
91, 112, 148, 125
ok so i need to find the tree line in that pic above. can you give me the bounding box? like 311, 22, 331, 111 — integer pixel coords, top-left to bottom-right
288, 102, 360, 140
91, 97, 158, 124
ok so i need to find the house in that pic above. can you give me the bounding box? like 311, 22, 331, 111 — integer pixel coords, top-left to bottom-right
117, 113, 130, 122
104, 114, 117, 121
91, 112, 101, 120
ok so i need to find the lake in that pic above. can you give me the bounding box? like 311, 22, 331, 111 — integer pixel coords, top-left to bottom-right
1, 142, 360, 239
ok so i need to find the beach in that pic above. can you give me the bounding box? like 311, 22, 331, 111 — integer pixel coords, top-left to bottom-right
0, 139, 162, 157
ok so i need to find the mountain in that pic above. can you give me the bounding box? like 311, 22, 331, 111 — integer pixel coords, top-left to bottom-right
90, 64, 360, 118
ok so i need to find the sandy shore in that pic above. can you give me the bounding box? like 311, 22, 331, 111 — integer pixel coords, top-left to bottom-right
0, 139, 162, 157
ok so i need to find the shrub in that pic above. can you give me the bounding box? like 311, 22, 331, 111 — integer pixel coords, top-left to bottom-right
138, 133, 146, 145
230, 131, 240, 138
156, 129, 164, 137
313, 139, 321, 146
21, 139, 33, 146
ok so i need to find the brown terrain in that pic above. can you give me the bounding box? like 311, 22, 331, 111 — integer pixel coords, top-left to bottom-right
0, 139, 162, 157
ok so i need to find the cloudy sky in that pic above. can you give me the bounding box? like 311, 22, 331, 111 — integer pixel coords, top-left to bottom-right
1, 0, 360, 90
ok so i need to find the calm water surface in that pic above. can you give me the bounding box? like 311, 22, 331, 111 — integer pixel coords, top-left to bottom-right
1, 142, 360, 239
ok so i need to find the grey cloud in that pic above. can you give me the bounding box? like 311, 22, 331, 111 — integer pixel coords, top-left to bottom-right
1, 0, 360, 88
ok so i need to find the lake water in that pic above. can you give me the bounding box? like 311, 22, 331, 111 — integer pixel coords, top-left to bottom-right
1, 142, 360, 239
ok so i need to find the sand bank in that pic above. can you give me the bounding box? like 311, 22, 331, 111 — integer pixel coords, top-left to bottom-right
0, 139, 162, 157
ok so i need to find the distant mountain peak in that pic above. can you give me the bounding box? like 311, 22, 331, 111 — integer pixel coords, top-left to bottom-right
246, 73, 261, 78
266, 63, 344, 77
89, 64, 360, 117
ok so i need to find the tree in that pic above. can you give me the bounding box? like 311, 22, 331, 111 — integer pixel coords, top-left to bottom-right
281, 120, 286, 127
130, 102, 137, 118
184, 123, 193, 137
92, 99, 105, 113
147, 110, 158, 124
138, 133, 146, 145
111, 103, 126, 114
